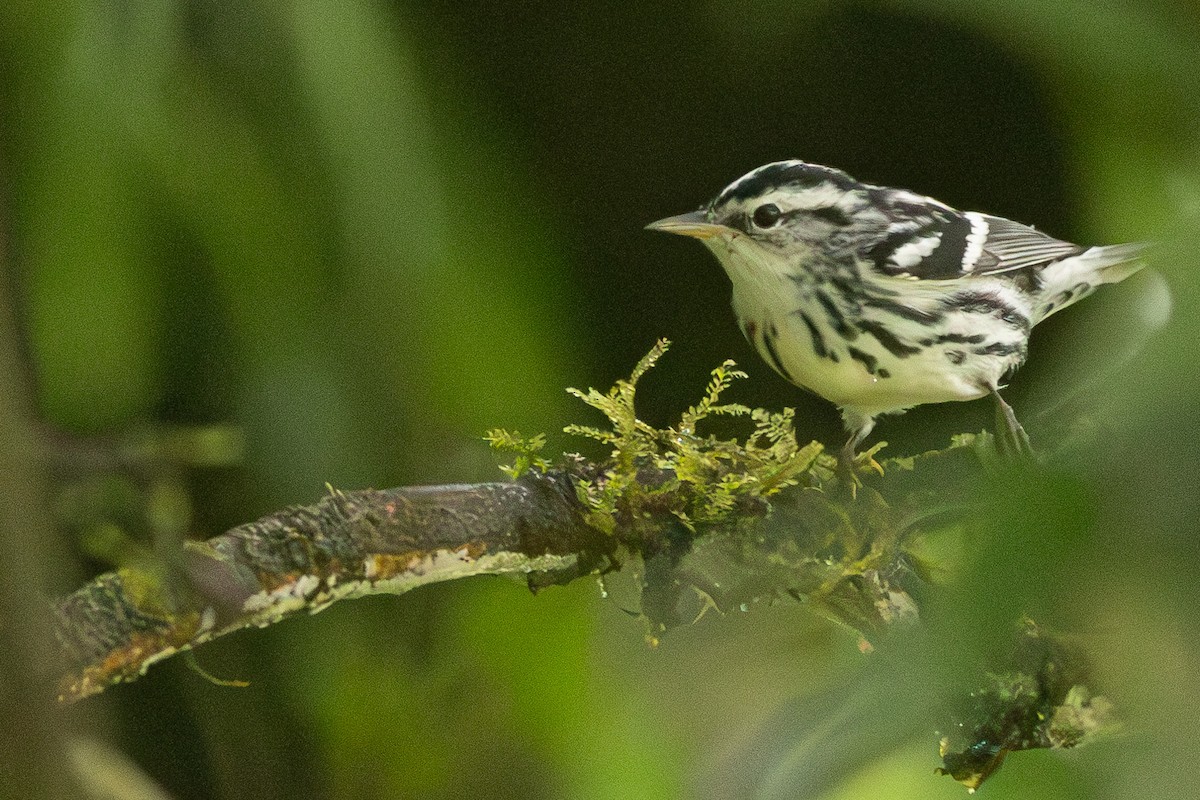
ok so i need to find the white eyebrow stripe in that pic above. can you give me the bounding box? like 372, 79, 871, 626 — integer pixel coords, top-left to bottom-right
742, 182, 847, 214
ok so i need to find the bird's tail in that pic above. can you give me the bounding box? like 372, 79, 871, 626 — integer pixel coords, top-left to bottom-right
1078, 241, 1149, 285
1034, 242, 1152, 324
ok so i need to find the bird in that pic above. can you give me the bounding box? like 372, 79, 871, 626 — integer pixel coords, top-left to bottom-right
647, 160, 1148, 471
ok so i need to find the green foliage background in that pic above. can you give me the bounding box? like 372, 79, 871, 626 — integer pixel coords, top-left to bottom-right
1, 1, 1198, 798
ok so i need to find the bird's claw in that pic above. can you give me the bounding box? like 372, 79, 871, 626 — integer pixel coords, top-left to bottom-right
860, 452, 885, 477
836, 442, 886, 498
992, 391, 1035, 463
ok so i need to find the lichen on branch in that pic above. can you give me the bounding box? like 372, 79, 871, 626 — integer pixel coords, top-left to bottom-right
935, 618, 1117, 791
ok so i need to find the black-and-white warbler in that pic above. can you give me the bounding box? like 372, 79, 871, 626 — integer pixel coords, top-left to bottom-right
648, 160, 1147, 463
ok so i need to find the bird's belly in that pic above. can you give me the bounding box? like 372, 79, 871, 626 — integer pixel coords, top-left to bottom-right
741, 310, 1005, 416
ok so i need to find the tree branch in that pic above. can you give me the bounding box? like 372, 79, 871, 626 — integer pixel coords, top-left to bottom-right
53, 473, 612, 704
48, 342, 1115, 790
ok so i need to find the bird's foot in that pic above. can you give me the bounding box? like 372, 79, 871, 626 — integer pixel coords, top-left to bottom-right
992, 390, 1035, 462
836, 441, 886, 498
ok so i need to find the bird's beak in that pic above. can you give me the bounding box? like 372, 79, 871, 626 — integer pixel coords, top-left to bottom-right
645, 210, 728, 239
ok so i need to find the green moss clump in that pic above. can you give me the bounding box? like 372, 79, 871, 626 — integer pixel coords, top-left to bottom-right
558, 339, 823, 537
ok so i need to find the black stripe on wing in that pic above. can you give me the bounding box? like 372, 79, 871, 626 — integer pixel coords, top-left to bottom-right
971, 215, 1084, 275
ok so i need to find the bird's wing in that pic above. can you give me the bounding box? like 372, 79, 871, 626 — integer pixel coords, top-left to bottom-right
968, 214, 1084, 275
866, 205, 1083, 280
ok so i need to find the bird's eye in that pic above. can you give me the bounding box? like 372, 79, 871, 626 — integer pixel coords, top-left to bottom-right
752, 203, 782, 228
810, 206, 852, 226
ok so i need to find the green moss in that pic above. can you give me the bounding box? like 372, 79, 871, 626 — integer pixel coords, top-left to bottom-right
487, 339, 828, 539
559, 339, 825, 536
482, 429, 551, 479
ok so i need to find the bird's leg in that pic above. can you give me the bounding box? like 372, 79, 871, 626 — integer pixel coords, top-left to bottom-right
835, 438, 861, 497
991, 389, 1034, 460
837, 434, 857, 490
836, 410, 877, 497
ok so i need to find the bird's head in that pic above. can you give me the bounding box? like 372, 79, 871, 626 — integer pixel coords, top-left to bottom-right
648, 160, 880, 278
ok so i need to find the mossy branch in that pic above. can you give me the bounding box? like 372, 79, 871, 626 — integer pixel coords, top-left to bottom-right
50, 341, 1110, 791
